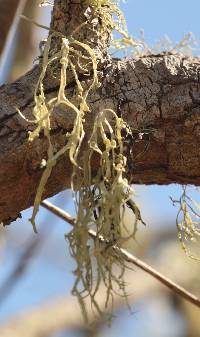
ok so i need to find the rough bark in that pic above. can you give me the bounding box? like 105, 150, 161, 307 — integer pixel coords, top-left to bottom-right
49, 0, 111, 58
1, 0, 200, 225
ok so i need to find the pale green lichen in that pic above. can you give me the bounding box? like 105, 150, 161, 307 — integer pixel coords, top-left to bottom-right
18, 0, 143, 321
18, 0, 200, 322
18, 0, 200, 323
38, 0, 53, 7
172, 186, 200, 261
67, 109, 138, 321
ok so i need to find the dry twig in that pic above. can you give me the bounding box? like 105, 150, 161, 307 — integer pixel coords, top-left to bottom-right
41, 200, 200, 309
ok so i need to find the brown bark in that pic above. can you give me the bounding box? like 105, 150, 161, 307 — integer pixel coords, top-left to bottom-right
1, 0, 200, 225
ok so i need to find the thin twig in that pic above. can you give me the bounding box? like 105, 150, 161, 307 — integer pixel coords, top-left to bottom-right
41, 200, 200, 309
41, 200, 76, 225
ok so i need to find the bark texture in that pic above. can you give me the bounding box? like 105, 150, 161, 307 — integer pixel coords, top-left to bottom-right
1, 0, 200, 225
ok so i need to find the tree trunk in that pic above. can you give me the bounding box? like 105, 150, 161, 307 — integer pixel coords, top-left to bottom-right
1, 0, 200, 225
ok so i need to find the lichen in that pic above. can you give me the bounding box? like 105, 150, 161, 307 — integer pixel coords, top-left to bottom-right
17, 0, 200, 323
18, 0, 143, 321
172, 186, 200, 261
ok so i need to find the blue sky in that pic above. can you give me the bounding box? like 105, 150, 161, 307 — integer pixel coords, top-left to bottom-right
121, 0, 200, 43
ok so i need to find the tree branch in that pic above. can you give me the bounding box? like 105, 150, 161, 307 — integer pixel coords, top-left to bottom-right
1, 0, 200, 224
41, 200, 200, 310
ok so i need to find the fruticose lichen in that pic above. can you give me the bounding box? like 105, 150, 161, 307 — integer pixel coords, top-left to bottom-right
172, 186, 200, 261
18, 0, 143, 321
18, 0, 200, 323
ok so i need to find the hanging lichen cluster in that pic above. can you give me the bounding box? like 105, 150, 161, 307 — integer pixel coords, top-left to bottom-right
17, 0, 144, 321
18, 0, 200, 323
171, 186, 200, 261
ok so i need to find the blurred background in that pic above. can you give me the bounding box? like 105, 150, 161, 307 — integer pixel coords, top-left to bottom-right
0, 1, 200, 336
